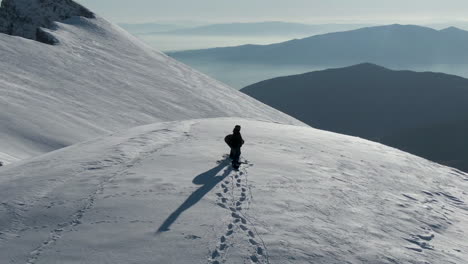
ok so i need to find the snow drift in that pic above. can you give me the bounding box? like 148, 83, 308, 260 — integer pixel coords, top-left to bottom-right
0, 118, 467, 263
0, 0, 299, 163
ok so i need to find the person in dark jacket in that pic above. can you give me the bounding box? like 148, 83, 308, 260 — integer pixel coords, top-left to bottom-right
226, 125, 244, 168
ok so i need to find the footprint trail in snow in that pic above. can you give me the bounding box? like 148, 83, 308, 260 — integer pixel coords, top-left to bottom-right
209, 159, 268, 264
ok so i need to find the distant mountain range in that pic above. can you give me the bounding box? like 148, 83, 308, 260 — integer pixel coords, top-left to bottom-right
241, 63, 468, 171
147, 22, 371, 36
118, 23, 183, 34
169, 24, 468, 65
427, 21, 468, 31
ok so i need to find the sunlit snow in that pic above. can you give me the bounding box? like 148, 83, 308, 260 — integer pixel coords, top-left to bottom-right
1, 118, 467, 263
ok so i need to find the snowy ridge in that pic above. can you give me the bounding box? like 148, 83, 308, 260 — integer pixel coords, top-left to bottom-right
0, 118, 466, 263
0, 12, 300, 162
0, 0, 94, 44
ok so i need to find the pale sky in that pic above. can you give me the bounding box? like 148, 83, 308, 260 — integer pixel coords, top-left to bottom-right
77, 0, 468, 24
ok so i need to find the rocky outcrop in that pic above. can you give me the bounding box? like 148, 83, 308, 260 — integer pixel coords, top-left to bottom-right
0, 0, 94, 44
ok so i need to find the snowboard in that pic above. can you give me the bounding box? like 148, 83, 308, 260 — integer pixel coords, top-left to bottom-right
224, 134, 233, 147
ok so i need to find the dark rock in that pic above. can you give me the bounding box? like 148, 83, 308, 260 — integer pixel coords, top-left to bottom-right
0, 0, 95, 44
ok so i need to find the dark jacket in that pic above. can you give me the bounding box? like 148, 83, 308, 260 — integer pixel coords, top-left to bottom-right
230, 131, 244, 148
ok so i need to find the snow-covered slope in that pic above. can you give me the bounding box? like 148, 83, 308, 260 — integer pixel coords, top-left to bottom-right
0, 1, 300, 162
1, 118, 466, 264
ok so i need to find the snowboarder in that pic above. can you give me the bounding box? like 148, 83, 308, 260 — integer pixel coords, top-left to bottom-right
224, 125, 244, 169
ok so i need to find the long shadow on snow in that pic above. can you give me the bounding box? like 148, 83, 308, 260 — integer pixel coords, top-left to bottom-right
156, 159, 232, 233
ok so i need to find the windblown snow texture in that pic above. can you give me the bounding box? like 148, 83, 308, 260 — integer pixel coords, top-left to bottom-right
0, 118, 466, 263
0, 0, 94, 44
0, 1, 301, 162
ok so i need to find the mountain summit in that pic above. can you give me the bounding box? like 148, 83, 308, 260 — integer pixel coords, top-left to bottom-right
0, 0, 300, 163
0, 0, 94, 44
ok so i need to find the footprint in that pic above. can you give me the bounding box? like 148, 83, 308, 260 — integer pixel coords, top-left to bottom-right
212, 261, 220, 264
250, 255, 259, 263
232, 213, 241, 218
221, 198, 228, 203
249, 239, 258, 245
226, 230, 234, 236
236, 207, 242, 211
240, 225, 248, 231
221, 184, 227, 189
229, 207, 236, 212
241, 218, 247, 224
257, 247, 263, 255
236, 201, 242, 206
228, 224, 233, 229
248, 231, 255, 237
216, 193, 223, 197
211, 250, 220, 258
224, 181, 229, 184
217, 203, 227, 209
219, 243, 227, 251
223, 188, 228, 193
220, 236, 226, 243
234, 219, 240, 223
242, 188, 247, 192
237, 179, 241, 183
240, 197, 246, 202
236, 183, 241, 187
235, 175, 239, 179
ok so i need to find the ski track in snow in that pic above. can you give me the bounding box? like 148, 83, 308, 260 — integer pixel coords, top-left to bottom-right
0, 156, 72, 244
23, 123, 194, 264
25, 156, 127, 264
209, 158, 269, 264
